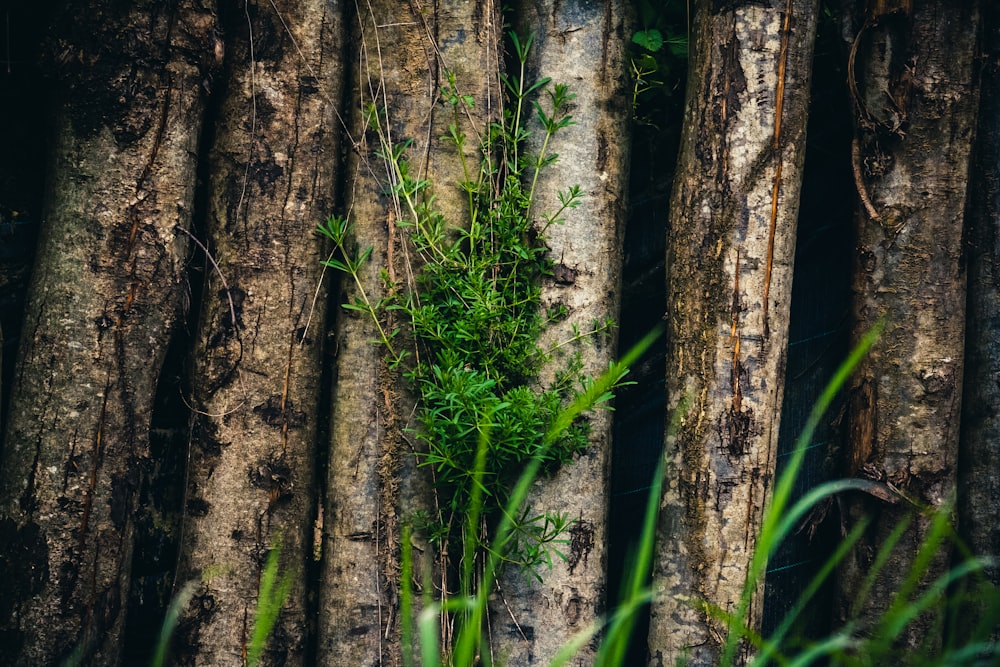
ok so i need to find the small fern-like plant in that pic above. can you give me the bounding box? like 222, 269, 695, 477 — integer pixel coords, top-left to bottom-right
318, 31, 620, 606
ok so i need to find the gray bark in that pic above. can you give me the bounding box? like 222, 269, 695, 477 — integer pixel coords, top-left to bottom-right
648, 1, 818, 665
172, 1, 344, 664
836, 0, 980, 651
0, 2, 218, 664
488, 1, 632, 664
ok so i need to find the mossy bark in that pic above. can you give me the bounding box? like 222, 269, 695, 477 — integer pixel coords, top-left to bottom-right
648, 2, 818, 665
835, 0, 980, 650
0, 1, 218, 663
488, 1, 631, 664
316, 2, 500, 664
172, 1, 344, 664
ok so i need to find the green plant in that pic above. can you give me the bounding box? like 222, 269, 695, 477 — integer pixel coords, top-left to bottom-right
629, 0, 689, 119
246, 544, 294, 667
688, 321, 1000, 667
148, 581, 198, 667
595, 404, 674, 667
317, 28, 624, 642
142, 329, 998, 667
410, 328, 662, 667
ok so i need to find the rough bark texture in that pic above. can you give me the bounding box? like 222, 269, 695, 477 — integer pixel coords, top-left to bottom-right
316, 2, 499, 664
960, 0, 1000, 641
0, 2, 218, 664
836, 1, 979, 650
648, 2, 817, 665
172, 1, 343, 664
488, 1, 631, 664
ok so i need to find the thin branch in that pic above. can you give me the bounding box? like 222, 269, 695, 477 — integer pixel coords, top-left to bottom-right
175, 225, 240, 335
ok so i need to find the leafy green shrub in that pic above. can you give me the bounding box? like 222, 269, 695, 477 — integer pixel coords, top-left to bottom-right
317, 32, 616, 585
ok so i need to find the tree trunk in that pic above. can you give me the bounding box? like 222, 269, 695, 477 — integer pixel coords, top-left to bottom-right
316, 2, 499, 664
835, 1, 979, 651
648, 1, 818, 665
488, 1, 631, 664
959, 0, 1000, 642
0, 2, 218, 664
171, 2, 343, 665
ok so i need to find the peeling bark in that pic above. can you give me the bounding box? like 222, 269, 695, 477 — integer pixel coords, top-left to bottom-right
172, 2, 343, 664
488, 1, 631, 664
316, 2, 500, 664
648, 2, 818, 665
0, 2, 218, 663
835, 0, 980, 651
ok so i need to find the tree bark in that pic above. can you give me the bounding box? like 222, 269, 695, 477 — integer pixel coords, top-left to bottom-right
835, 1, 980, 651
0, 2, 218, 664
316, 2, 499, 664
172, 2, 343, 664
959, 0, 1000, 642
648, 1, 818, 665
488, 1, 631, 664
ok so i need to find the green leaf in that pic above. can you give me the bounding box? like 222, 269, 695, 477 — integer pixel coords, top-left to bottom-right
524, 76, 552, 96
321, 257, 349, 272
357, 245, 374, 265
505, 75, 524, 99
342, 302, 370, 313
634, 53, 659, 74
632, 28, 664, 52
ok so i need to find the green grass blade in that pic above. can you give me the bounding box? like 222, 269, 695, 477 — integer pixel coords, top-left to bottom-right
419, 603, 443, 667
547, 620, 602, 667
877, 555, 992, 655
753, 516, 870, 666
247, 544, 294, 667
451, 326, 664, 664
850, 514, 911, 623
785, 631, 856, 667
597, 395, 682, 666
401, 523, 415, 667
149, 580, 199, 667
722, 322, 882, 665
869, 504, 955, 659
